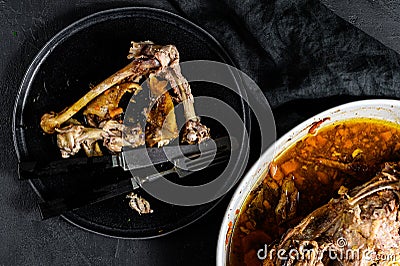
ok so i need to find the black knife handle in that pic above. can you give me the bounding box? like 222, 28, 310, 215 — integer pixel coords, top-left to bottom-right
18, 155, 118, 180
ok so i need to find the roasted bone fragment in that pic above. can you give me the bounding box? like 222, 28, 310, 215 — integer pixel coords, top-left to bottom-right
263, 162, 400, 266
126, 192, 153, 215
56, 124, 103, 158
56, 120, 144, 158
40, 42, 179, 134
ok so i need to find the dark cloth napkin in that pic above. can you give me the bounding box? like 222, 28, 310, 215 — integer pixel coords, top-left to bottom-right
1, 0, 399, 265
171, 0, 400, 108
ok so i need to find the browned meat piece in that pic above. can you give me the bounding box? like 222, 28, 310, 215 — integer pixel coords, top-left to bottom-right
264, 162, 400, 265
145, 74, 178, 147
83, 82, 142, 126
181, 120, 210, 145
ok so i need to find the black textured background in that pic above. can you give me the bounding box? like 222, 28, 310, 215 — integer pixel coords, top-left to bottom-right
2, 0, 400, 265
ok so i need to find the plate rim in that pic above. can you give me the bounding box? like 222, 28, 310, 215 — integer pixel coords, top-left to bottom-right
12, 6, 251, 239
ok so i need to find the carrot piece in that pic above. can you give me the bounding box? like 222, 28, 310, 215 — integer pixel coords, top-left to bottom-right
316, 135, 327, 146
343, 139, 352, 149
263, 200, 271, 210
266, 178, 279, 190
305, 136, 317, 148
280, 159, 299, 175
380, 131, 392, 142
394, 142, 400, 152
269, 162, 284, 181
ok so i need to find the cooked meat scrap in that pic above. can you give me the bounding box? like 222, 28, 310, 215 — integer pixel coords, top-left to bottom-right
56, 124, 104, 158
56, 120, 144, 158
126, 192, 153, 215
100, 120, 144, 153
275, 175, 299, 224
264, 162, 400, 266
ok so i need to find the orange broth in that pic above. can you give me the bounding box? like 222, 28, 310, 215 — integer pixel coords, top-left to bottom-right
228, 118, 400, 266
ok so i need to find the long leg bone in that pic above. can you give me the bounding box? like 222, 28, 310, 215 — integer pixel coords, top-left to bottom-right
40, 42, 179, 134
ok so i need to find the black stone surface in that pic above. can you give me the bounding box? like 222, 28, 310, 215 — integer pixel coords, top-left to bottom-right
320, 0, 400, 55
2, 0, 400, 265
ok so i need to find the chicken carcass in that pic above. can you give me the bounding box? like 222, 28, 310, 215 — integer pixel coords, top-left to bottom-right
263, 162, 400, 265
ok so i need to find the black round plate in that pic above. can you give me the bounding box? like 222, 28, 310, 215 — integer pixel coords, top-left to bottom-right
13, 7, 250, 238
